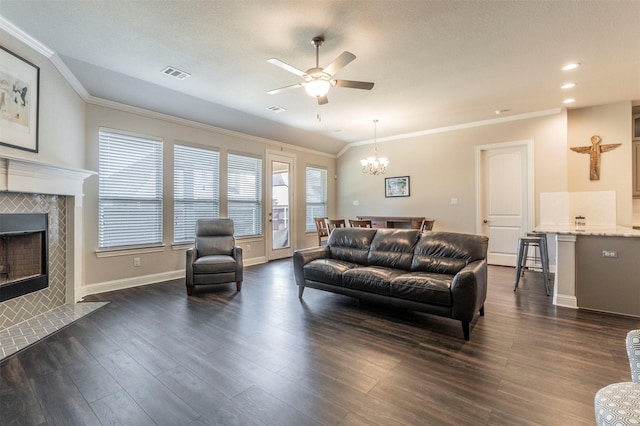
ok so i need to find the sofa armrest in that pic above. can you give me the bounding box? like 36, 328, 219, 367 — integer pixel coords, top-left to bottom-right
293, 246, 330, 287
450, 259, 487, 322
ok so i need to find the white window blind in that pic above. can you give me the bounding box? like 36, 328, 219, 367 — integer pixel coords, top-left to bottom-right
173, 144, 220, 243
98, 130, 163, 249
305, 166, 327, 232
228, 153, 262, 237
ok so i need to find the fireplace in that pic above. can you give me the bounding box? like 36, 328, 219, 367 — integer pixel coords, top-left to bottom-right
0, 213, 48, 302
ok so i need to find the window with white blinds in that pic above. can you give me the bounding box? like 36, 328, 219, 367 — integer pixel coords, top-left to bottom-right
305, 166, 327, 232
228, 153, 262, 237
98, 130, 163, 249
173, 144, 220, 243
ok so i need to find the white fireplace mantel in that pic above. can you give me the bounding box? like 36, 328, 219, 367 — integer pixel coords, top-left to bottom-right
0, 155, 96, 199
0, 154, 96, 304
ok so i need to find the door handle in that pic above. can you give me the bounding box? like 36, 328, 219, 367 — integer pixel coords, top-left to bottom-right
483, 219, 488, 224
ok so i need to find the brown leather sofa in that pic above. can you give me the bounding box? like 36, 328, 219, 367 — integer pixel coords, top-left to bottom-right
293, 228, 488, 340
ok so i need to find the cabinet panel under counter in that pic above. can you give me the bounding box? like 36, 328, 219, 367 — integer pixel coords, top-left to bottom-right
575, 235, 640, 317
535, 225, 640, 317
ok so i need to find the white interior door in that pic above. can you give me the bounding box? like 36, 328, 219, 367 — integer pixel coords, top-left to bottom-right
267, 152, 295, 260
476, 141, 533, 266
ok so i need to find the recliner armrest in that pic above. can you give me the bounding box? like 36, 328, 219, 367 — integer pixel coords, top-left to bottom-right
233, 246, 243, 281
186, 248, 196, 287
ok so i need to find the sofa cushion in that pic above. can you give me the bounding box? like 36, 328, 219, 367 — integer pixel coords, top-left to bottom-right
327, 228, 377, 265
367, 229, 420, 270
390, 272, 453, 307
411, 231, 489, 275
304, 259, 360, 286
342, 266, 405, 295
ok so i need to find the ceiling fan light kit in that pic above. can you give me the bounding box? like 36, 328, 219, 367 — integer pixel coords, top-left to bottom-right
267, 36, 374, 105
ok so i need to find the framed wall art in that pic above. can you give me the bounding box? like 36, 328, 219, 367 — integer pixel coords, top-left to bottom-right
0, 45, 39, 152
385, 176, 410, 198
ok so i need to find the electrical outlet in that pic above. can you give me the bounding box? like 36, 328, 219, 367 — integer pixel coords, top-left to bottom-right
601, 250, 618, 258
133, 257, 141, 267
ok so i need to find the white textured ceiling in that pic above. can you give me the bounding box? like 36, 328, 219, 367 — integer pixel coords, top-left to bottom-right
1, 0, 639, 154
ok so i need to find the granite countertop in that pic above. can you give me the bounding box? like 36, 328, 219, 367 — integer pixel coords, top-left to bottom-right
534, 225, 640, 237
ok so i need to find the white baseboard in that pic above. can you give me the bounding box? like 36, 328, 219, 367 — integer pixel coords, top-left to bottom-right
79, 256, 269, 299
79, 270, 184, 299
554, 294, 578, 309
245, 256, 267, 266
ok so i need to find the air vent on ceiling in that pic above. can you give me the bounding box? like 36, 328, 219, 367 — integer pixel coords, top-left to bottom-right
161, 66, 191, 80
267, 105, 286, 113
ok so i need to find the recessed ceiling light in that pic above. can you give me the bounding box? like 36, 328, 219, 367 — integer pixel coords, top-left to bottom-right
561, 82, 576, 89
563, 98, 576, 104
494, 109, 510, 115
562, 63, 580, 71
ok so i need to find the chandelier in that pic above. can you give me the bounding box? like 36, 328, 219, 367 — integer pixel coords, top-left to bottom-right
360, 119, 388, 175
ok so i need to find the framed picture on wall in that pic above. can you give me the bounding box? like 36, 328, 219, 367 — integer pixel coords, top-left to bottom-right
385, 176, 410, 197
0, 45, 40, 153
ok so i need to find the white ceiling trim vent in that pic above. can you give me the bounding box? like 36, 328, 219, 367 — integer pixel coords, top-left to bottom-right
267, 105, 286, 113
161, 66, 191, 80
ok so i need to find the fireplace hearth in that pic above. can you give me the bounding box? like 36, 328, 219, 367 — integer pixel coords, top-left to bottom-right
0, 213, 48, 302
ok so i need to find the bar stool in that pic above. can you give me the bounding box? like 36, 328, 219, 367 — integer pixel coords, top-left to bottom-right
514, 233, 551, 296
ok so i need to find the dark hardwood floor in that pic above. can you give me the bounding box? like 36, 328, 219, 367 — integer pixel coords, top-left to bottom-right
1, 260, 639, 425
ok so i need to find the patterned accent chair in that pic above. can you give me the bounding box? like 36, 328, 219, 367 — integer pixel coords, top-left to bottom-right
186, 219, 243, 295
594, 329, 640, 425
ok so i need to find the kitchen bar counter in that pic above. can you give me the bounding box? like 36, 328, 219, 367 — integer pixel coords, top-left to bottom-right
535, 225, 640, 237
534, 225, 640, 317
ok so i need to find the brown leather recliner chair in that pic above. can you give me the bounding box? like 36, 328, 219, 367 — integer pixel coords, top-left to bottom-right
186, 219, 243, 295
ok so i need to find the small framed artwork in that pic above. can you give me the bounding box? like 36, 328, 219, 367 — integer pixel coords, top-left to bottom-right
0, 45, 40, 152
385, 176, 410, 197
634, 114, 640, 141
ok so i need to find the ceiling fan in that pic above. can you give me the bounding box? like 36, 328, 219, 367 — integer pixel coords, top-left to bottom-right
267, 36, 374, 105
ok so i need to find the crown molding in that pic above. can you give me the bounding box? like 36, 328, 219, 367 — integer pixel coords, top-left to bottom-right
86, 96, 336, 159
0, 15, 54, 57
337, 108, 563, 157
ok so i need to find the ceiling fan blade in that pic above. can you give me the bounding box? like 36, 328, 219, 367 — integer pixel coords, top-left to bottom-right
267, 58, 307, 77
317, 95, 328, 105
324, 51, 356, 76
332, 79, 375, 90
267, 83, 304, 95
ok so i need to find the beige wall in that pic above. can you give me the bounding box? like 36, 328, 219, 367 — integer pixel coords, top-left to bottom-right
337, 112, 568, 233
568, 101, 633, 226
82, 104, 335, 290
0, 29, 86, 168
2, 28, 636, 296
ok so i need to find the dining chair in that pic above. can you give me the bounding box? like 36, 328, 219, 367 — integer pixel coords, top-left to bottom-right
349, 219, 372, 228
326, 219, 346, 233
313, 217, 329, 246
420, 219, 435, 233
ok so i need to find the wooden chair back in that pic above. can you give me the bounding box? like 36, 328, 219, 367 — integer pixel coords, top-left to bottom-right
314, 217, 329, 245
326, 219, 346, 233
420, 219, 435, 233
349, 219, 372, 228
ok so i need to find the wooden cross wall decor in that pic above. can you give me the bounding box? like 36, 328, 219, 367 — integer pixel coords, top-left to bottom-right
570, 135, 621, 180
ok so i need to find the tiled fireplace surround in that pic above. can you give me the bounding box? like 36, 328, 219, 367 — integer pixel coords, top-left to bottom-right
0, 156, 94, 329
